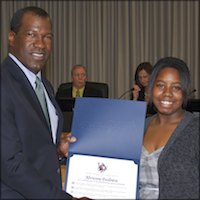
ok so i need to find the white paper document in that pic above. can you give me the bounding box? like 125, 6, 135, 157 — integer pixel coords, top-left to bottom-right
65, 154, 138, 199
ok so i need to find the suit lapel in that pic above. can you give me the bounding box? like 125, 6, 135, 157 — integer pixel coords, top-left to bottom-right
5, 57, 52, 132
5, 56, 63, 143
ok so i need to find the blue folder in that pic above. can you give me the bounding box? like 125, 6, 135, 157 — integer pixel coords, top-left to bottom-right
65, 97, 147, 198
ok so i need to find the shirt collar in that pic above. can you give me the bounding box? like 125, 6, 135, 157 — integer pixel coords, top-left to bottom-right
9, 53, 41, 89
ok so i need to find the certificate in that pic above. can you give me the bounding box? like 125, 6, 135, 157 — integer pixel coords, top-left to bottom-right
64, 98, 146, 199
66, 154, 138, 199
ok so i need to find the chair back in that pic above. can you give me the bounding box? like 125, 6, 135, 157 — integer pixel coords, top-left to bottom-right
86, 81, 109, 98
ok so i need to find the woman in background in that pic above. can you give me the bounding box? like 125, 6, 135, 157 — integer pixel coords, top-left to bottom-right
131, 62, 153, 101
131, 62, 156, 116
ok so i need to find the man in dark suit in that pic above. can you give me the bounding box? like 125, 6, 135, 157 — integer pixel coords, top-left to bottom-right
1, 6, 89, 200
56, 65, 103, 99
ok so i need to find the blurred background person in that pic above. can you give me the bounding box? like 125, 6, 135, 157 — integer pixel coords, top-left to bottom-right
131, 62, 153, 101
55, 64, 107, 133
131, 62, 156, 116
56, 64, 103, 99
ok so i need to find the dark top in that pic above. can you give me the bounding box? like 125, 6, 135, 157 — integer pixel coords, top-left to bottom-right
158, 111, 199, 199
130, 87, 145, 101
145, 112, 199, 199
56, 82, 105, 100
130, 88, 156, 116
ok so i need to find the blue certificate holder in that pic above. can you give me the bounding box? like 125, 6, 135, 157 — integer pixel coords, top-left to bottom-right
65, 97, 146, 199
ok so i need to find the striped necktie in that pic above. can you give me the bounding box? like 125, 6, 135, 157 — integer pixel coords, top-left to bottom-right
35, 76, 51, 127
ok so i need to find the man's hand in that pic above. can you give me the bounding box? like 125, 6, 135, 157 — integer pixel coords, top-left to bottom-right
57, 132, 76, 158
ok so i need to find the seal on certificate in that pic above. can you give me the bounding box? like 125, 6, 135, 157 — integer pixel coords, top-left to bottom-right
98, 162, 107, 172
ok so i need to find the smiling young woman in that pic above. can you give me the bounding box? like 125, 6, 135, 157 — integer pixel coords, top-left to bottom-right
139, 57, 199, 199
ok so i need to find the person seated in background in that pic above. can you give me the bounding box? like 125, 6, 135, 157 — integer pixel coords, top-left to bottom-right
56, 64, 103, 99
131, 62, 153, 101
131, 62, 156, 116
56, 65, 108, 133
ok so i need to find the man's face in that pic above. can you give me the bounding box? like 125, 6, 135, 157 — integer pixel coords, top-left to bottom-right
71, 67, 87, 89
8, 12, 53, 74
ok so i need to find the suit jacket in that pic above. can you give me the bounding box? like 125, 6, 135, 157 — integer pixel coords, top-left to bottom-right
55, 82, 103, 99
1, 56, 72, 199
